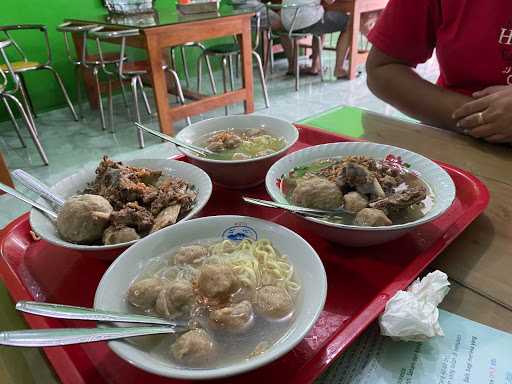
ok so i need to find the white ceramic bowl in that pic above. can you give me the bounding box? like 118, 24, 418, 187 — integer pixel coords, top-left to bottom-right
94, 215, 327, 380
30, 159, 212, 252
266, 142, 456, 247
175, 115, 299, 189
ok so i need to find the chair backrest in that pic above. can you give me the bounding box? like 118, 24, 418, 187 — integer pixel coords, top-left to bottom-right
265, 1, 320, 36
56, 22, 100, 66
0, 24, 51, 66
88, 26, 140, 78
0, 40, 21, 94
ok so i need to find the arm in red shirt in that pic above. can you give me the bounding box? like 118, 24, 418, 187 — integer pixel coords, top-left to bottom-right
366, 0, 471, 131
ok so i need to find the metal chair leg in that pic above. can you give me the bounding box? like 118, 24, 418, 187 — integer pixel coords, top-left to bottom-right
2, 97, 26, 147
16, 74, 37, 132
293, 39, 299, 92
4, 93, 48, 165
235, 53, 240, 79
93, 67, 107, 130
221, 56, 229, 116
74, 65, 83, 120
137, 76, 151, 115
131, 76, 144, 148
108, 79, 114, 132
43, 65, 79, 121
204, 55, 217, 94
119, 75, 130, 113
18, 73, 37, 119
227, 55, 235, 91
180, 46, 191, 89
252, 51, 270, 108
196, 54, 203, 93
168, 69, 191, 126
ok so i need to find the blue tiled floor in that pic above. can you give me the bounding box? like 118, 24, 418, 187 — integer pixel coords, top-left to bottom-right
0, 53, 439, 227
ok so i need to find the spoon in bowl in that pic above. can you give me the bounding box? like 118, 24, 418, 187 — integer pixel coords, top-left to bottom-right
242, 197, 354, 218
135, 122, 215, 157
11, 169, 65, 209
0, 182, 58, 220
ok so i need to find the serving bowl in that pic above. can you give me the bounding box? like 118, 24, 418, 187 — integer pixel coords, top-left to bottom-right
30, 158, 212, 252
175, 115, 299, 189
94, 215, 327, 380
266, 142, 456, 247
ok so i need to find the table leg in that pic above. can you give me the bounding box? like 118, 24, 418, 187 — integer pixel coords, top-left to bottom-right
0, 152, 13, 189
348, 4, 361, 80
238, 18, 255, 114
145, 37, 174, 135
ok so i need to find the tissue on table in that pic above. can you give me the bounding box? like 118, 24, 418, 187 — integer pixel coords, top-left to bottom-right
379, 270, 450, 342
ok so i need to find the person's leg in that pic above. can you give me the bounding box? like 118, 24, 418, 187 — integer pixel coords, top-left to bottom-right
334, 25, 351, 78
269, 15, 296, 74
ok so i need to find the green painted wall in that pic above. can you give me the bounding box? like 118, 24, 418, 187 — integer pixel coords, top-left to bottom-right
0, 0, 222, 121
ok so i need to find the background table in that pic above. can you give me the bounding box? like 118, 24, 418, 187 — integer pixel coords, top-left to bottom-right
68, 6, 255, 135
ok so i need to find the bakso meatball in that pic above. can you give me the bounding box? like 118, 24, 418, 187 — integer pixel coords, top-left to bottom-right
246, 128, 264, 137
155, 279, 195, 318
57, 194, 113, 244
174, 245, 209, 265
127, 278, 163, 309
198, 264, 239, 300
208, 300, 254, 333
353, 208, 392, 227
103, 225, 140, 245
343, 191, 368, 213
291, 177, 343, 210
223, 132, 242, 149
171, 329, 216, 366
254, 286, 293, 319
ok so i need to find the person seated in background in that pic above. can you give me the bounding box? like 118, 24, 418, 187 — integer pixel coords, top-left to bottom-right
269, 0, 349, 76
365, 0, 512, 144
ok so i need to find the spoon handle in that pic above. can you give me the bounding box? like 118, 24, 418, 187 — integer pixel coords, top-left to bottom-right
12, 169, 65, 208
242, 197, 351, 216
0, 326, 177, 347
0, 182, 58, 220
16, 301, 179, 327
134, 123, 210, 156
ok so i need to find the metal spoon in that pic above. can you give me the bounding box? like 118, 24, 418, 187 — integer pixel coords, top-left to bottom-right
135, 122, 214, 157
16, 301, 184, 327
242, 197, 354, 217
0, 182, 58, 220
11, 169, 65, 209
0, 326, 180, 347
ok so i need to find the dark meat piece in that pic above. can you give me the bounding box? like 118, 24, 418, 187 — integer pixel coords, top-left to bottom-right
110, 202, 154, 235
335, 162, 386, 199
206, 131, 242, 152
369, 186, 427, 212
150, 177, 197, 216
378, 175, 402, 194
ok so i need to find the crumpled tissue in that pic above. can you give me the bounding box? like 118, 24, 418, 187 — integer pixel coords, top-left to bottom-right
379, 270, 451, 342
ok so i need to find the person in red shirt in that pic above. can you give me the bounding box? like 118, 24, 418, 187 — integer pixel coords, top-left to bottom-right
366, 0, 512, 143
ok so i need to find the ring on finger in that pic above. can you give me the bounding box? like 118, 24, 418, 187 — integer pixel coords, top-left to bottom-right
477, 112, 485, 125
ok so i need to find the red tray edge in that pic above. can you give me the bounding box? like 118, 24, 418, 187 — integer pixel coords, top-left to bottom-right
0, 126, 491, 384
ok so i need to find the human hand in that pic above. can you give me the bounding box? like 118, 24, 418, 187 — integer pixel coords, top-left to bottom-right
452, 85, 512, 143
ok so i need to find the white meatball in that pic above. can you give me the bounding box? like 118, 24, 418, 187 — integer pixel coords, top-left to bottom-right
208, 300, 254, 332
57, 194, 113, 244
353, 208, 392, 227
103, 225, 140, 245
254, 286, 293, 319
155, 280, 195, 318
171, 329, 216, 366
291, 177, 343, 210
127, 278, 163, 309
198, 264, 239, 300
174, 245, 208, 265
343, 191, 368, 213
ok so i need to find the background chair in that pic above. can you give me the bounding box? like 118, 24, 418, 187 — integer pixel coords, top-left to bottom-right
90, 27, 189, 148
265, 2, 324, 91
0, 25, 78, 126
196, 12, 270, 114
170, 42, 216, 94
0, 40, 48, 165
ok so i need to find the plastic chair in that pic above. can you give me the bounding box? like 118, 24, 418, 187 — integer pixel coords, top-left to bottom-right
265, 2, 324, 91
0, 40, 48, 165
89, 26, 190, 148
196, 12, 270, 114
0, 24, 78, 125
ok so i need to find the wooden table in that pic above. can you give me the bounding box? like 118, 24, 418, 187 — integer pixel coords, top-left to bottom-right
326, 0, 389, 79
0, 152, 13, 192
69, 7, 255, 136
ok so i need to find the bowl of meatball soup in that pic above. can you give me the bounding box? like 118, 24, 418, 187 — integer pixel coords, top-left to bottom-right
175, 115, 299, 189
265, 142, 456, 247
94, 215, 327, 379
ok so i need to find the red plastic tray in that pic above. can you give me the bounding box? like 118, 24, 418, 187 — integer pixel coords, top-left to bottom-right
0, 125, 489, 384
